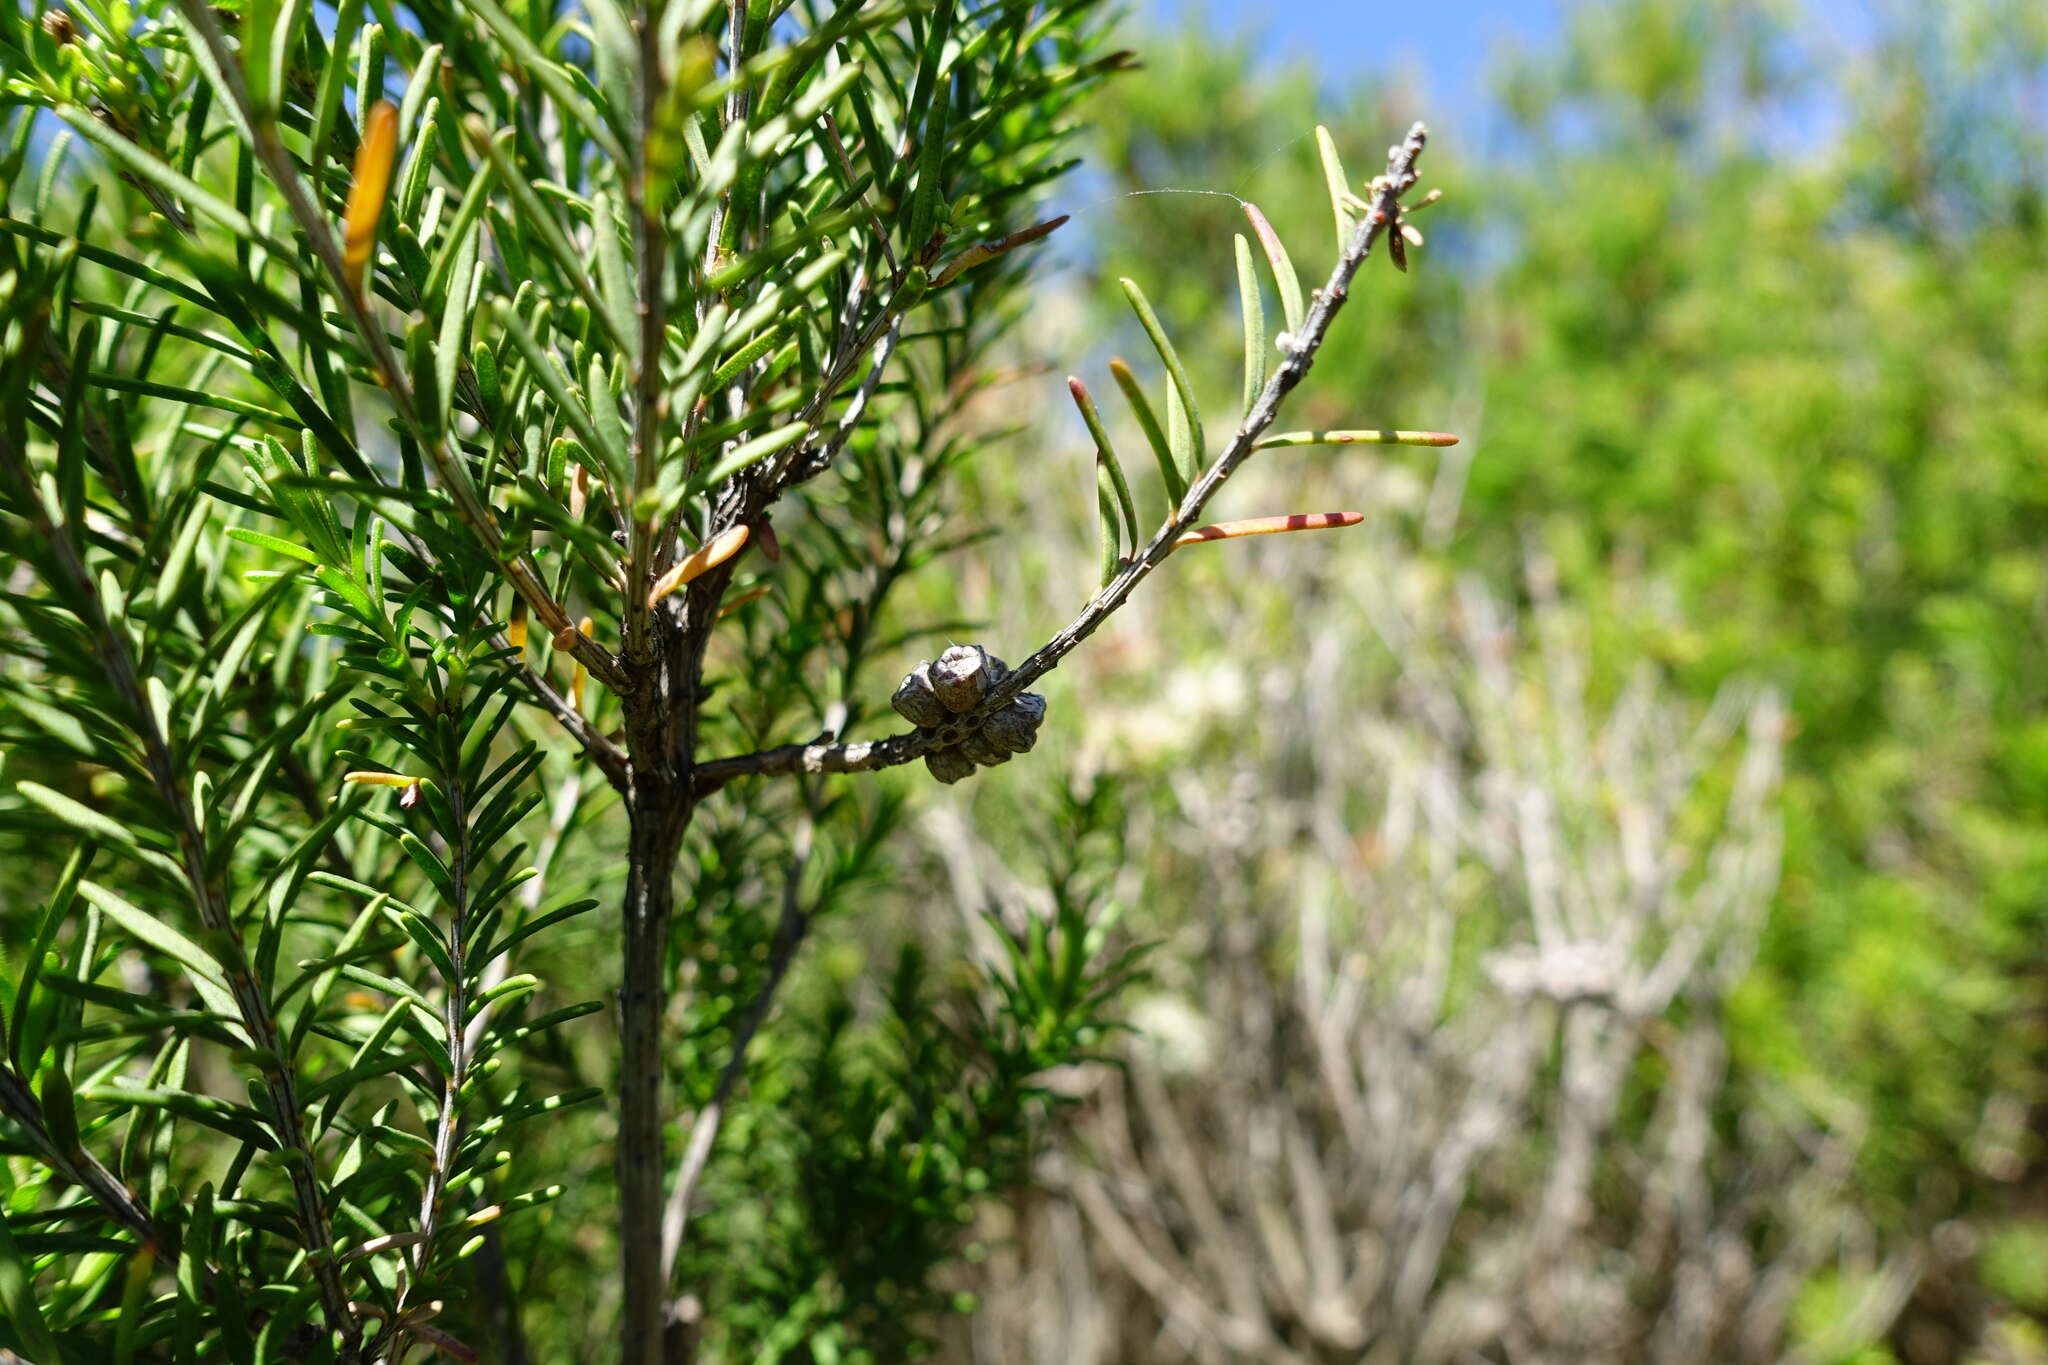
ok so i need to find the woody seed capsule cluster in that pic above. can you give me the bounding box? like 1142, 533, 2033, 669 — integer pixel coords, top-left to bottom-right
891, 645, 1048, 784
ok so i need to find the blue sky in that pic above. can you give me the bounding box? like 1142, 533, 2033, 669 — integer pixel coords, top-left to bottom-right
1144, 0, 1565, 120
1143, 0, 1883, 127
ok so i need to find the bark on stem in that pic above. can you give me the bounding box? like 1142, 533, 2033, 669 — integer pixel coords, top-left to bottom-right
619, 787, 689, 1365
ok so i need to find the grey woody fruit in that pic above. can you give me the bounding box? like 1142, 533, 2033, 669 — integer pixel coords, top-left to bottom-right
959, 729, 1013, 766
930, 645, 1006, 714
980, 692, 1047, 755
890, 663, 948, 728
924, 746, 976, 784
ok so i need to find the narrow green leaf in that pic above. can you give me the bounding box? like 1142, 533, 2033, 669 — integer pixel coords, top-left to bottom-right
423, 150, 498, 305
405, 313, 443, 442
1094, 454, 1120, 587
16, 781, 158, 855
0, 1209, 64, 1364
9, 847, 88, 1073
114, 1242, 156, 1365
1242, 202, 1305, 338
398, 44, 445, 136
85, 372, 294, 424
308, 0, 366, 186
455, 0, 627, 165
395, 99, 440, 225
1315, 125, 1355, 257
55, 105, 274, 250
1118, 278, 1203, 491
704, 206, 863, 292
397, 831, 458, 906
470, 974, 539, 1013
692, 420, 810, 493
482, 897, 600, 964
225, 526, 322, 566
38, 1063, 80, 1157
1255, 429, 1461, 450
79, 1084, 276, 1148
0, 218, 212, 309
1106, 356, 1184, 508
1234, 233, 1266, 416
1068, 377, 1139, 557
473, 129, 631, 353
437, 247, 478, 427
78, 881, 229, 989
387, 906, 458, 986
241, 0, 281, 116
493, 298, 625, 483
590, 191, 636, 362
707, 325, 789, 395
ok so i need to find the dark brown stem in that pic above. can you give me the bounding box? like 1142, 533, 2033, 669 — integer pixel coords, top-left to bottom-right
618, 785, 689, 1365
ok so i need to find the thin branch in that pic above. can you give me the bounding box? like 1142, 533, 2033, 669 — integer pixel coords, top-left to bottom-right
693, 124, 1433, 797
376, 772, 479, 1363
515, 645, 630, 786
0, 1064, 156, 1243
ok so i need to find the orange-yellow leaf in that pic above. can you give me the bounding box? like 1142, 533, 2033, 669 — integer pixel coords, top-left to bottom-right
342, 102, 400, 301
343, 770, 417, 787
570, 616, 594, 714
646, 525, 750, 608
1173, 511, 1364, 549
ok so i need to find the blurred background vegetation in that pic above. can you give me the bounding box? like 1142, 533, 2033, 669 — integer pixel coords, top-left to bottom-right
877, 0, 2048, 1360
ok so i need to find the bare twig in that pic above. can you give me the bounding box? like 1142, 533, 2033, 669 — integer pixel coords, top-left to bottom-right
692, 124, 1433, 797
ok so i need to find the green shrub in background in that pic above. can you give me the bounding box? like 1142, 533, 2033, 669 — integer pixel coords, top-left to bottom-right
0, 0, 1460, 1358
1062, 0, 2048, 1347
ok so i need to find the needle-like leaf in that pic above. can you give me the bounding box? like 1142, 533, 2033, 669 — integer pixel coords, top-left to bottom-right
1173, 511, 1365, 549
1119, 278, 1204, 493
1071, 377, 1139, 584
1242, 202, 1305, 338
342, 101, 398, 302
1316, 125, 1355, 257
1256, 429, 1460, 449
1235, 233, 1266, 416
1107, 356, 1185, 508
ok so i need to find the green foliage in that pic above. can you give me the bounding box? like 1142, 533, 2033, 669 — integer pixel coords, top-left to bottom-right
0, 0, 1162, 1357
1979, 1220, 2048, 1315
688, 782, 1145, 1364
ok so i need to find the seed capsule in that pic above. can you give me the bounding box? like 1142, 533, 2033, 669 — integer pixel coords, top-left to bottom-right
980, 693, 1047, 755
891, 663, 948, 728
960, 729, 1012, 767
930, 645, 1006, 714
925, 747, 975, 785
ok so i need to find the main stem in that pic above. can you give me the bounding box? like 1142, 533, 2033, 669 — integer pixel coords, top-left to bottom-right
619, 780, 690, 1365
